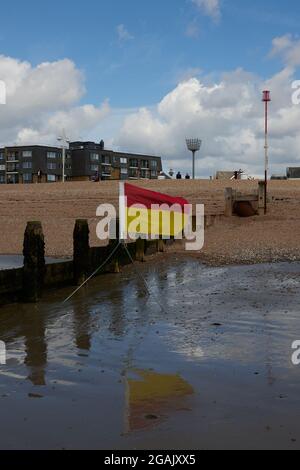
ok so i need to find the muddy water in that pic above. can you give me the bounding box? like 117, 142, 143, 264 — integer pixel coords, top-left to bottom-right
0, 259, 300, 450
0, 255, 71, 270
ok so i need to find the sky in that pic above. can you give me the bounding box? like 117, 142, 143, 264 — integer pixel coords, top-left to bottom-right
1, 0, 300, 177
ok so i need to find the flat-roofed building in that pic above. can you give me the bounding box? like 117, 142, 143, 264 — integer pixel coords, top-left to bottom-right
3, 145, 72, 184
70, 141, 162, 182
287, 167, 300, 179
0, 140, 162, 184
0, 149, 5, 184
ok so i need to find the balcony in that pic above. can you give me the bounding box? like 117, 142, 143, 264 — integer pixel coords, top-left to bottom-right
129, 169, 139, 179
140, 170, 150, 179
6, 164, 19, 173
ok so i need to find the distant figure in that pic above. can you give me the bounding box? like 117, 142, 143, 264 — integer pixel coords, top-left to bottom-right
37, 170, 42, 184
176, 172, 182, 180
185, 174, 191, 180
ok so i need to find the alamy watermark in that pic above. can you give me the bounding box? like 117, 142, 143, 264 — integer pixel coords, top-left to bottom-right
291, 341, 300, 365
96, 203, 205, 251
291, 81, 300, 105
0, 80, 6, 105
0, 341, 6, 365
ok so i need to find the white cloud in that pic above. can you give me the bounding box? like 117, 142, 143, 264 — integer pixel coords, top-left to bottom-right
270, 34, 300, 67
192, 0, 221, 21
115, 65, 300, 178
1, 36, 300, 180
116, 24, 134, 42
0, 56, 110, 146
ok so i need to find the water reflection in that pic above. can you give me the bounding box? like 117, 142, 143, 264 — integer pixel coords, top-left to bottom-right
125, 369, 194, 433
23, 311, 47, 386
0, 261, 299, 449
71, 297, 92, 353
0, 306, 48, 386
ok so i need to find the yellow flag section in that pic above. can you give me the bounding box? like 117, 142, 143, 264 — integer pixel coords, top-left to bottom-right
119, 182, 190, 239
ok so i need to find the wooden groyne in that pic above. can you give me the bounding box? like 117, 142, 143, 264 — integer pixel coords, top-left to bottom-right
0, 212, 224, 305
0, 182, 267, 305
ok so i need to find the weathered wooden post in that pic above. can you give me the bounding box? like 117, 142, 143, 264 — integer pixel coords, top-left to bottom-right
23, 221, 45, 302
73, 219, 90, 286
258, 181, 266, 212
107, 218, 120, 273
225, 188, 233, 217
157, 238, 165, 253
136, 238, 145, 262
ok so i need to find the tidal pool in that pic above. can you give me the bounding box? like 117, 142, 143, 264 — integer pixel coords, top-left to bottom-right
0, 255, 70, 271
0, 258, 300, 450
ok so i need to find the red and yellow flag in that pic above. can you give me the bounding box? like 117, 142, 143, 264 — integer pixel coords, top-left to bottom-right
119, 183, 190, 239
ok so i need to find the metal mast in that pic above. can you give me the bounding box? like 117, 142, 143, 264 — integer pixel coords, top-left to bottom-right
262, 90, 271, 215
186, 138, 202, 180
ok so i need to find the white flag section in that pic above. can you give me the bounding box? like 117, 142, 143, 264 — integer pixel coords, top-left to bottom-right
119, 182, 127, 241
0, 341, 6, 365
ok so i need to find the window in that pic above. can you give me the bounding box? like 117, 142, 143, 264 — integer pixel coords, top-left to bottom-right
47, 175, 56, 182
7, 152, 19, 161
141, 160, 149, 169
141, 169, 150, 179
23, 162, 32, 169
0, 165, 5, 171
129, 168, 139, 178
47, 162, 56, 170
113, 156, 119, 165
90, 153, 99, 162
0, 153, 4, 160
150, 160, 158, 169
90, 164, 99, 172
129, 159, 138, 168
102, 155, 111, 165
23, 173, 32, 184
22, 150, 32, 158
47, 152, 57, 159
0, 175, 5, 183
121, 168, 128, 175
6, 163, 19, 172
7, 174, 19, 184
120, 157, 127, 165
151, 170, 157, 178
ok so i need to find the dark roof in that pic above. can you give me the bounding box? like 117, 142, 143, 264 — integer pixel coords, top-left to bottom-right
69, 141, 160, 159
5, 144, 62, 151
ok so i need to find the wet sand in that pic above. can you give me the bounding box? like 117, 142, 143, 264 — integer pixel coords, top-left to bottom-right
0, 258, 300, 450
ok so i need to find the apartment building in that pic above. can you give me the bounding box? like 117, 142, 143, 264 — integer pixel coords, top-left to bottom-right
70, 141, 162, 181
0, 145, 71, 184
0, 141, 162, 184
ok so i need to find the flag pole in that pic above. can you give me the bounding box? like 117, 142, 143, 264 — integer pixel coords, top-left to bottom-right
119, 182, 126, 241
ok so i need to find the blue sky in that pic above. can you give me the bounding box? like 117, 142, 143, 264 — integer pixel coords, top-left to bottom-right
1, 0, 300, 107
1, 0, 300, 176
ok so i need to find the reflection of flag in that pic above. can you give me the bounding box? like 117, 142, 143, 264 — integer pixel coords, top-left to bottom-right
119, 183, 190, 239
124, 369, 194, 433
